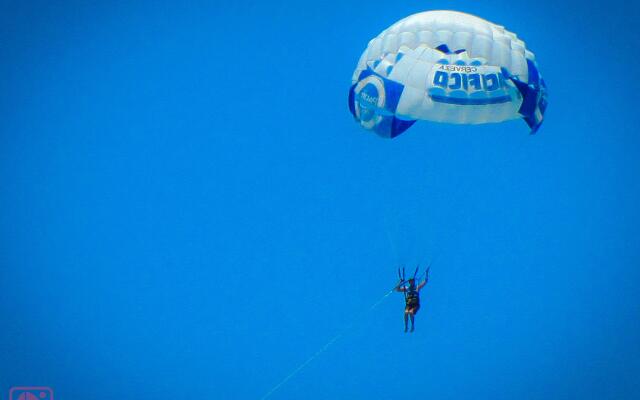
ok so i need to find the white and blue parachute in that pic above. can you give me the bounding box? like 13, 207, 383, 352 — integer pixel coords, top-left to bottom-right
349, 10, 548, 138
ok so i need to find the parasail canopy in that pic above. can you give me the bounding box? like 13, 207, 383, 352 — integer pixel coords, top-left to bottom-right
348, 10, 548, 138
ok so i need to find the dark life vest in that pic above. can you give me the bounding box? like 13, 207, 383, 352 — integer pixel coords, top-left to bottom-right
405, 286, 419, 304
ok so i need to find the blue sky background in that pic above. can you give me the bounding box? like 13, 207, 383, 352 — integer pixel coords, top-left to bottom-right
1, 1, 639, 399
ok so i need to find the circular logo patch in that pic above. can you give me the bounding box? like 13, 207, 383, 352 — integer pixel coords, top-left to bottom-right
354, 75, 385, 129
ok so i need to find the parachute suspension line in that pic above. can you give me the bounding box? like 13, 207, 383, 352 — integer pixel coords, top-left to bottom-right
411, 252, 439, 283
386, 228, 399, 262
383, 215, 400, 263
258, 288, 396, 400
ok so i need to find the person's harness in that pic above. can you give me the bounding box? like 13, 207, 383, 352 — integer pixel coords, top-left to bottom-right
398, 266, 428, 307
405, 286, 420, 306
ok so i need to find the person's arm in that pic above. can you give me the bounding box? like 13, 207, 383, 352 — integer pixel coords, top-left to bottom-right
417, 268, 430, 290
396, 267, 406, 292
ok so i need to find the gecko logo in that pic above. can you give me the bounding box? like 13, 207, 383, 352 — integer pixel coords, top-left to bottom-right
354, 75, 386, 129
9, 387, 54, 400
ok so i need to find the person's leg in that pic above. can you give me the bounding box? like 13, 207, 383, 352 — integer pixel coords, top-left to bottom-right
409, 310, 415, 332
404, 310, 409, 332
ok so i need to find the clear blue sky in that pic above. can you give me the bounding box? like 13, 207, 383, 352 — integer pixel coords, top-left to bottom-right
1, 1, 639, 399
